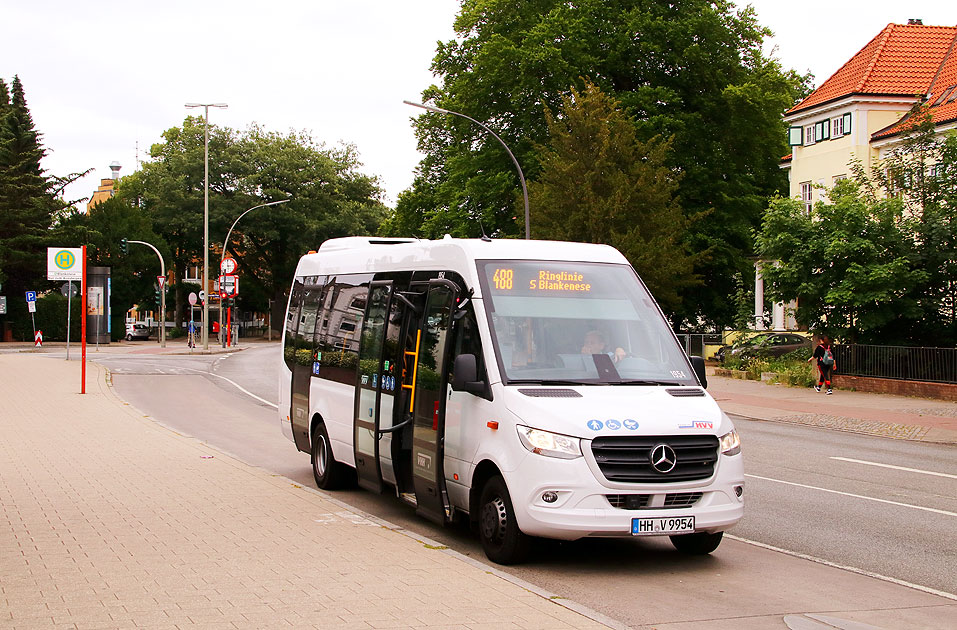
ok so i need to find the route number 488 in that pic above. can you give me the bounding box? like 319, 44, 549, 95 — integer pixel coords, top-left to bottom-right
492, 268, 514, 290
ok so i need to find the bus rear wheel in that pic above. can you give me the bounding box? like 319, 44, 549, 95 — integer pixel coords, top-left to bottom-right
311, 423, 345, 490
478, 476, 530, 565
670, 531, 723, 555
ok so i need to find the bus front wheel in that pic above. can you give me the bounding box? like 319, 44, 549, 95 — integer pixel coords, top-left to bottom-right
478, 476, 530, 565
311, 423, 345, 490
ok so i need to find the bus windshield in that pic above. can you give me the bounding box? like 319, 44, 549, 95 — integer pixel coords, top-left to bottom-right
478, 260, 697, 386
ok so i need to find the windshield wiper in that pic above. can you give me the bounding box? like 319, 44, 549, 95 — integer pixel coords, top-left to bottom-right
611, 379, 680, 386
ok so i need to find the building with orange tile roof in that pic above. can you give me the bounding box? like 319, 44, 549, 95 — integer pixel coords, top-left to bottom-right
781, 20, 957, 208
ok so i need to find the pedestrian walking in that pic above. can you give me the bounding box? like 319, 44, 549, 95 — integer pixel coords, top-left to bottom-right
808, 335, 836, 394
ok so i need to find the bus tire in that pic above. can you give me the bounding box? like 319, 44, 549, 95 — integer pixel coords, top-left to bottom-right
311, 423, 345, 490
478, 476, 530, 565
670, 531, 723, 555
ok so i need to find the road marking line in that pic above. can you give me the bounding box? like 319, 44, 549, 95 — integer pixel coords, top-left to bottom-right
830, 456, 957, 480
744, 474, 957, 517
726, 534, 957, 601
180, 366, 279, 409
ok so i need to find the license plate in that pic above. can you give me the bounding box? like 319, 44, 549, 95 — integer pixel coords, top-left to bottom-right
632, 516, 695, 535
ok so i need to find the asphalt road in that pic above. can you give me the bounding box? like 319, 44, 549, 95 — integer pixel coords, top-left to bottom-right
93, 344, 957, 628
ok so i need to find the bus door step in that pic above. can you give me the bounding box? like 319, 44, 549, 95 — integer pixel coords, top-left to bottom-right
400, 492, 417, 507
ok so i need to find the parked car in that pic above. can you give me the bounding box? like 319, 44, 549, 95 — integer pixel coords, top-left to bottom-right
125, 323, 151, 341
716, 333, 811, 362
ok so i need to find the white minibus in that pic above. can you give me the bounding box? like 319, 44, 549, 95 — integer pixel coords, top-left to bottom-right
279, 236, 743, 564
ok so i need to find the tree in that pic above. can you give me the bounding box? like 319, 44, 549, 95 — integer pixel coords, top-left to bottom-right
386, 0, 811, 328
528, 82, 700, 313
0, 76, 55, 299
853, 106, 957, 343
119, 119, 388, 326
755, 181, 926, 343
55, 196, 165, 335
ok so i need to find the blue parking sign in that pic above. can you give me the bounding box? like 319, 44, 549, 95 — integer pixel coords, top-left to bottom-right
25, 291, 36, 302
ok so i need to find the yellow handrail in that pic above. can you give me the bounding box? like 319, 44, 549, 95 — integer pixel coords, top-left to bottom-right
401, 329, 421, 413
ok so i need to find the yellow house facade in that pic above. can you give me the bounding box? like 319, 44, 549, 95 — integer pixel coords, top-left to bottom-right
781, 21, 957, 207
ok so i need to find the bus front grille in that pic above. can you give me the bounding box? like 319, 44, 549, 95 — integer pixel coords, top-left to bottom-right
591, 435, 719, 483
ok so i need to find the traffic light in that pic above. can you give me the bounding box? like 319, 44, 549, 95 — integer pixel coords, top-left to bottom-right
154, 288, 161, 307
120, 238, 128, 254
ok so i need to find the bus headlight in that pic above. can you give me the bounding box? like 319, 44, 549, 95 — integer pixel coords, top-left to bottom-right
719, 429, 741, 456
517, 426, 582, 459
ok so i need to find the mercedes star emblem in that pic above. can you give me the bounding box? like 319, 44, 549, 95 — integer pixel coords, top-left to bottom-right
650, 444, 677, 473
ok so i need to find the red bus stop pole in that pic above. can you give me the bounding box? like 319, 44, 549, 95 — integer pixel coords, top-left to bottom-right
81, 245, 87, 394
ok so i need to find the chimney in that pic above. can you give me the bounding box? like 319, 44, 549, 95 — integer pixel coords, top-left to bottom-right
109, 161, 121, 181
908, 18, 923, 25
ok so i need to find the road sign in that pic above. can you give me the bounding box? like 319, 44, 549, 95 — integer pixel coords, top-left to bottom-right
35, 330, 42, 347
220, 257, 237, 274
157, 275, 166, 289
28, 301, 36, 313
47, 247, 83, 280
0, 296, 6, 315
61, 282, 78, 298
219, 274, 239, 298
198, 290, 206, 304
188, 292, 198, 306
25, 291, 36, 302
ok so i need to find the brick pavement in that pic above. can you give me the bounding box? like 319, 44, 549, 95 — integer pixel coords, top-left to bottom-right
0, 354, 610, 629
707, 370, 957, 444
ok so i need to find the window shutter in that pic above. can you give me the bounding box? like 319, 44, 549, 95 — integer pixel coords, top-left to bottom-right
820, 120, 830, 140
788, 126, 803, 146
843, 112, 852, 135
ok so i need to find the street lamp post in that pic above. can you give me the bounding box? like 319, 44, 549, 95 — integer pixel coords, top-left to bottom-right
219, 199, 290, 345
185, 102, 228, 351
403, 100, 530, 240
127, 240, 167, 347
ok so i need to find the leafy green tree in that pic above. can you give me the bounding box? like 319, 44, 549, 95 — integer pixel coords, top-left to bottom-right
528, 82, 700, 313
387, 0, 811, 328
755, 181, 925, 343
119, 119, 388, 326
55, 196, 165, 333
852, 106, 957, 343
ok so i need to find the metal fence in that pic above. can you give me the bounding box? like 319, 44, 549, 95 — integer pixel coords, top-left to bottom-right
834, 344, 957, 384
676, 333, 723, 358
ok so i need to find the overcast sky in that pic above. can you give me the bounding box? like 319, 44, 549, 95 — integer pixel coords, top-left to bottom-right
2, 1, 953, 210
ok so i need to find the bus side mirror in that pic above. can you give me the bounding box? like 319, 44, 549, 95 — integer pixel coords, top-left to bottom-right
452, 353, 485, 394
689, 356, 708, 388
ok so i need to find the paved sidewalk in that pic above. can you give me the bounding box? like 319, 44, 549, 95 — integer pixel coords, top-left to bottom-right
708, 370, 957, 444
0, 354, 611, 629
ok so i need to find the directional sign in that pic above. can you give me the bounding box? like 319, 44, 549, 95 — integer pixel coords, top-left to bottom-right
219, 274, 238, 298
47, 247, 83, 280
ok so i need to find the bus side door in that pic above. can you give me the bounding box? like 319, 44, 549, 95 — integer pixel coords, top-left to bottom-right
353, 282, 393, 493
410, 279, 458, 524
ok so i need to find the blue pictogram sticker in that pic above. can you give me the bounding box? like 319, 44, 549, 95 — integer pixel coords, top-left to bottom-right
606, 419, 622, 430
623, 419, 639, 430
587, 419, 603, 431
372, 374, 378, 388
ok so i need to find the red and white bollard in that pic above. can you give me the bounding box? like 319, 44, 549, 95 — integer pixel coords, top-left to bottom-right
35, 330, 43, 348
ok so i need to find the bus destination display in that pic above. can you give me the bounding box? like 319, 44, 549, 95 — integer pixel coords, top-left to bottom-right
490, 266, 592, 293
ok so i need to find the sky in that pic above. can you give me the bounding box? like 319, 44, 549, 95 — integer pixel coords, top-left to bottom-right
2, 1, 954, 210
